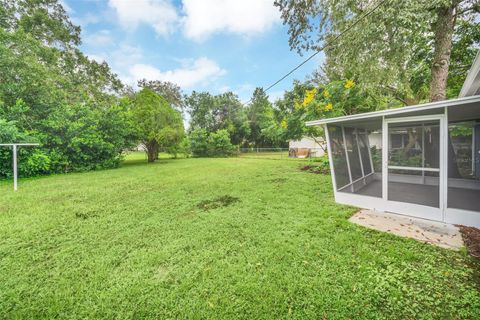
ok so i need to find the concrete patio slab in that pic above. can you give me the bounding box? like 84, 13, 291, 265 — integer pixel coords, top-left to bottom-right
349, 209, 464, 250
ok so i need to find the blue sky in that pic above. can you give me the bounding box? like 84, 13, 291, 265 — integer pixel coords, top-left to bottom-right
63, 0, 324, 102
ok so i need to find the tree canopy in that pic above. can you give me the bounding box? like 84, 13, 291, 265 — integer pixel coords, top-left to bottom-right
274, 0, 480, 104
131, 88, 184, 162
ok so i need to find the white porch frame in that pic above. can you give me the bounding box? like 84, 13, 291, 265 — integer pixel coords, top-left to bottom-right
324, 113, 479, 225
382, 114, 446, 222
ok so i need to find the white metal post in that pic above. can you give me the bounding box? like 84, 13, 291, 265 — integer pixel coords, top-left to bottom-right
354, 130, 366, 185
365, 129, 375, 174
382, 116, 388, 200
324, 125, 338, 192
441, 107, 449, 221
0, 143, 39, 191
341, 125, 353, 192
422, 123, 425, 185
13, 144, 17, 191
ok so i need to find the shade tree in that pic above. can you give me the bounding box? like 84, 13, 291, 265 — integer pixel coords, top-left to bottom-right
130, 88, 184, 162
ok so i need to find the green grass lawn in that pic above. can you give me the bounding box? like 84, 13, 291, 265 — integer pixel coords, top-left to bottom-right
0, 155, 479, 319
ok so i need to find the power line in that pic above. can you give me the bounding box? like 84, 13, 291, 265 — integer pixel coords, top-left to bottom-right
242, 0, 389, 105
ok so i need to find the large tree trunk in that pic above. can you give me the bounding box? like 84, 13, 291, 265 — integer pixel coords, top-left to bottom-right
429, 2, 457, 102
145, 140, 159, 163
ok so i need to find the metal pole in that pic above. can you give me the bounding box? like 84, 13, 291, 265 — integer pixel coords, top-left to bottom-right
422, 123, 425, 185
13, 144, 17, 191
382, 117, 388, 201
341, 126, 353, 192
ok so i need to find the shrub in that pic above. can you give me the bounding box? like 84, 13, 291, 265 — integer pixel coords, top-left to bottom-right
0, 119, 50, 177
207, 129, 235, 157
188, 129, 235, 157
167, 137, 191, 158
189, 128, 209, 157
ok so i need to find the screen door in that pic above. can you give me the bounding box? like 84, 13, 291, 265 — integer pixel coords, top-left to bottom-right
384, 115, 445, 221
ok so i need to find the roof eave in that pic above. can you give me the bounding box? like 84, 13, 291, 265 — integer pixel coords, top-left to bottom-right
305, 94, 480, 126
459, 50, 480, 97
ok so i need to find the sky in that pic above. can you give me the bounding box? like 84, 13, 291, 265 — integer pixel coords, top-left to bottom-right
63, 0, 324, 103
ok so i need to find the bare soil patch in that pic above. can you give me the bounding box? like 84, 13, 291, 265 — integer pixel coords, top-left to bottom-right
197, 195, 240, 211
458, 225, 480, 258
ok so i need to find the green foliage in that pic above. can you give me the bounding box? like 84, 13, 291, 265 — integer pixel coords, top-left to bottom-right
245, 88, 279, 147
186, 91, 250, 145
265, 79, 385, 147
167, 137, 191, 158
207, 129, 235, 157
0, 0, 135, 177
130, 88, 185, 162
189, 128, 209, 157
188, 128, 234, 157
364, 259, 480, 318
138, 79, 185, 112
275, 0, 480, 104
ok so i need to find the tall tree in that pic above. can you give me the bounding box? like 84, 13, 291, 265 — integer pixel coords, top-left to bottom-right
246, 88, 276, 147
274, 0, 480, 103
186, 91, 250, 145
137, 79, 185, 112
131, 88, 184, 162
0, 0, 134, 176
0, 0, 81, 48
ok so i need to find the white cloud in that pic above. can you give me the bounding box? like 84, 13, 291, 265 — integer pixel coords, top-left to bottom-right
267, 90, 284, 103
84, 30, 114, 46
182, 0, 280, 41
128, 57, 226, 88
86, 53, 107, 63
108, 0, 178, 36
72, 13, 101, 27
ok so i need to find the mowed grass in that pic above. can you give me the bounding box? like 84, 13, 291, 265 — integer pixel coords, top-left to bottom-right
0, 155, 479, 319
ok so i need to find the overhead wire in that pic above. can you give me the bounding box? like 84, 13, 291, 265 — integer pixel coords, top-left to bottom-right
242, 0, 389, 105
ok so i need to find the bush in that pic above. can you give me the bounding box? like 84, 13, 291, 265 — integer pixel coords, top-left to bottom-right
189, 128, 209, 157
188, 129, 235, 157
167, 137, 191, 158
0, 119, 50, 177
0, 100, 136, 178
207, 129, 235, 157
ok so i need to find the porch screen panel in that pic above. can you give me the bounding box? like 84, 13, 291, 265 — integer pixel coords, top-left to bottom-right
344, 127, 363, 181
387, 120, 440, 208
447, 122, 480, 212
388, 169, 440, 207
327, 125, 350, 189
388, 122, 440, 169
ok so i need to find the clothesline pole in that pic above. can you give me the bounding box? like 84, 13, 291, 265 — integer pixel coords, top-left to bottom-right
0, 143, 39, 191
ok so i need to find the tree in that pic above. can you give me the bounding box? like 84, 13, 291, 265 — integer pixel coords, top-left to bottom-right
0, 0, 134, 177
138, 79, 185, 112
186, 91, 250, 145
246, 88, 277, 147
1, 0, 81, 48
131, 88, 184, 162
274, 0, 480, 103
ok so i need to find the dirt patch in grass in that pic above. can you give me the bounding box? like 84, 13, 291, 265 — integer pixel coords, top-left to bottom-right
300, 165, 329, 175
197, 195, 240, 211
458, 225, 480, 258
74, 210, 99, 219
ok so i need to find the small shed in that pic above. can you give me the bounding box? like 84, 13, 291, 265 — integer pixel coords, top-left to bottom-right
306, 52, 480, 228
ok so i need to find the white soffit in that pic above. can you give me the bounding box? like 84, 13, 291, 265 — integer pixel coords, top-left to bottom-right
459, 49, 480, 98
